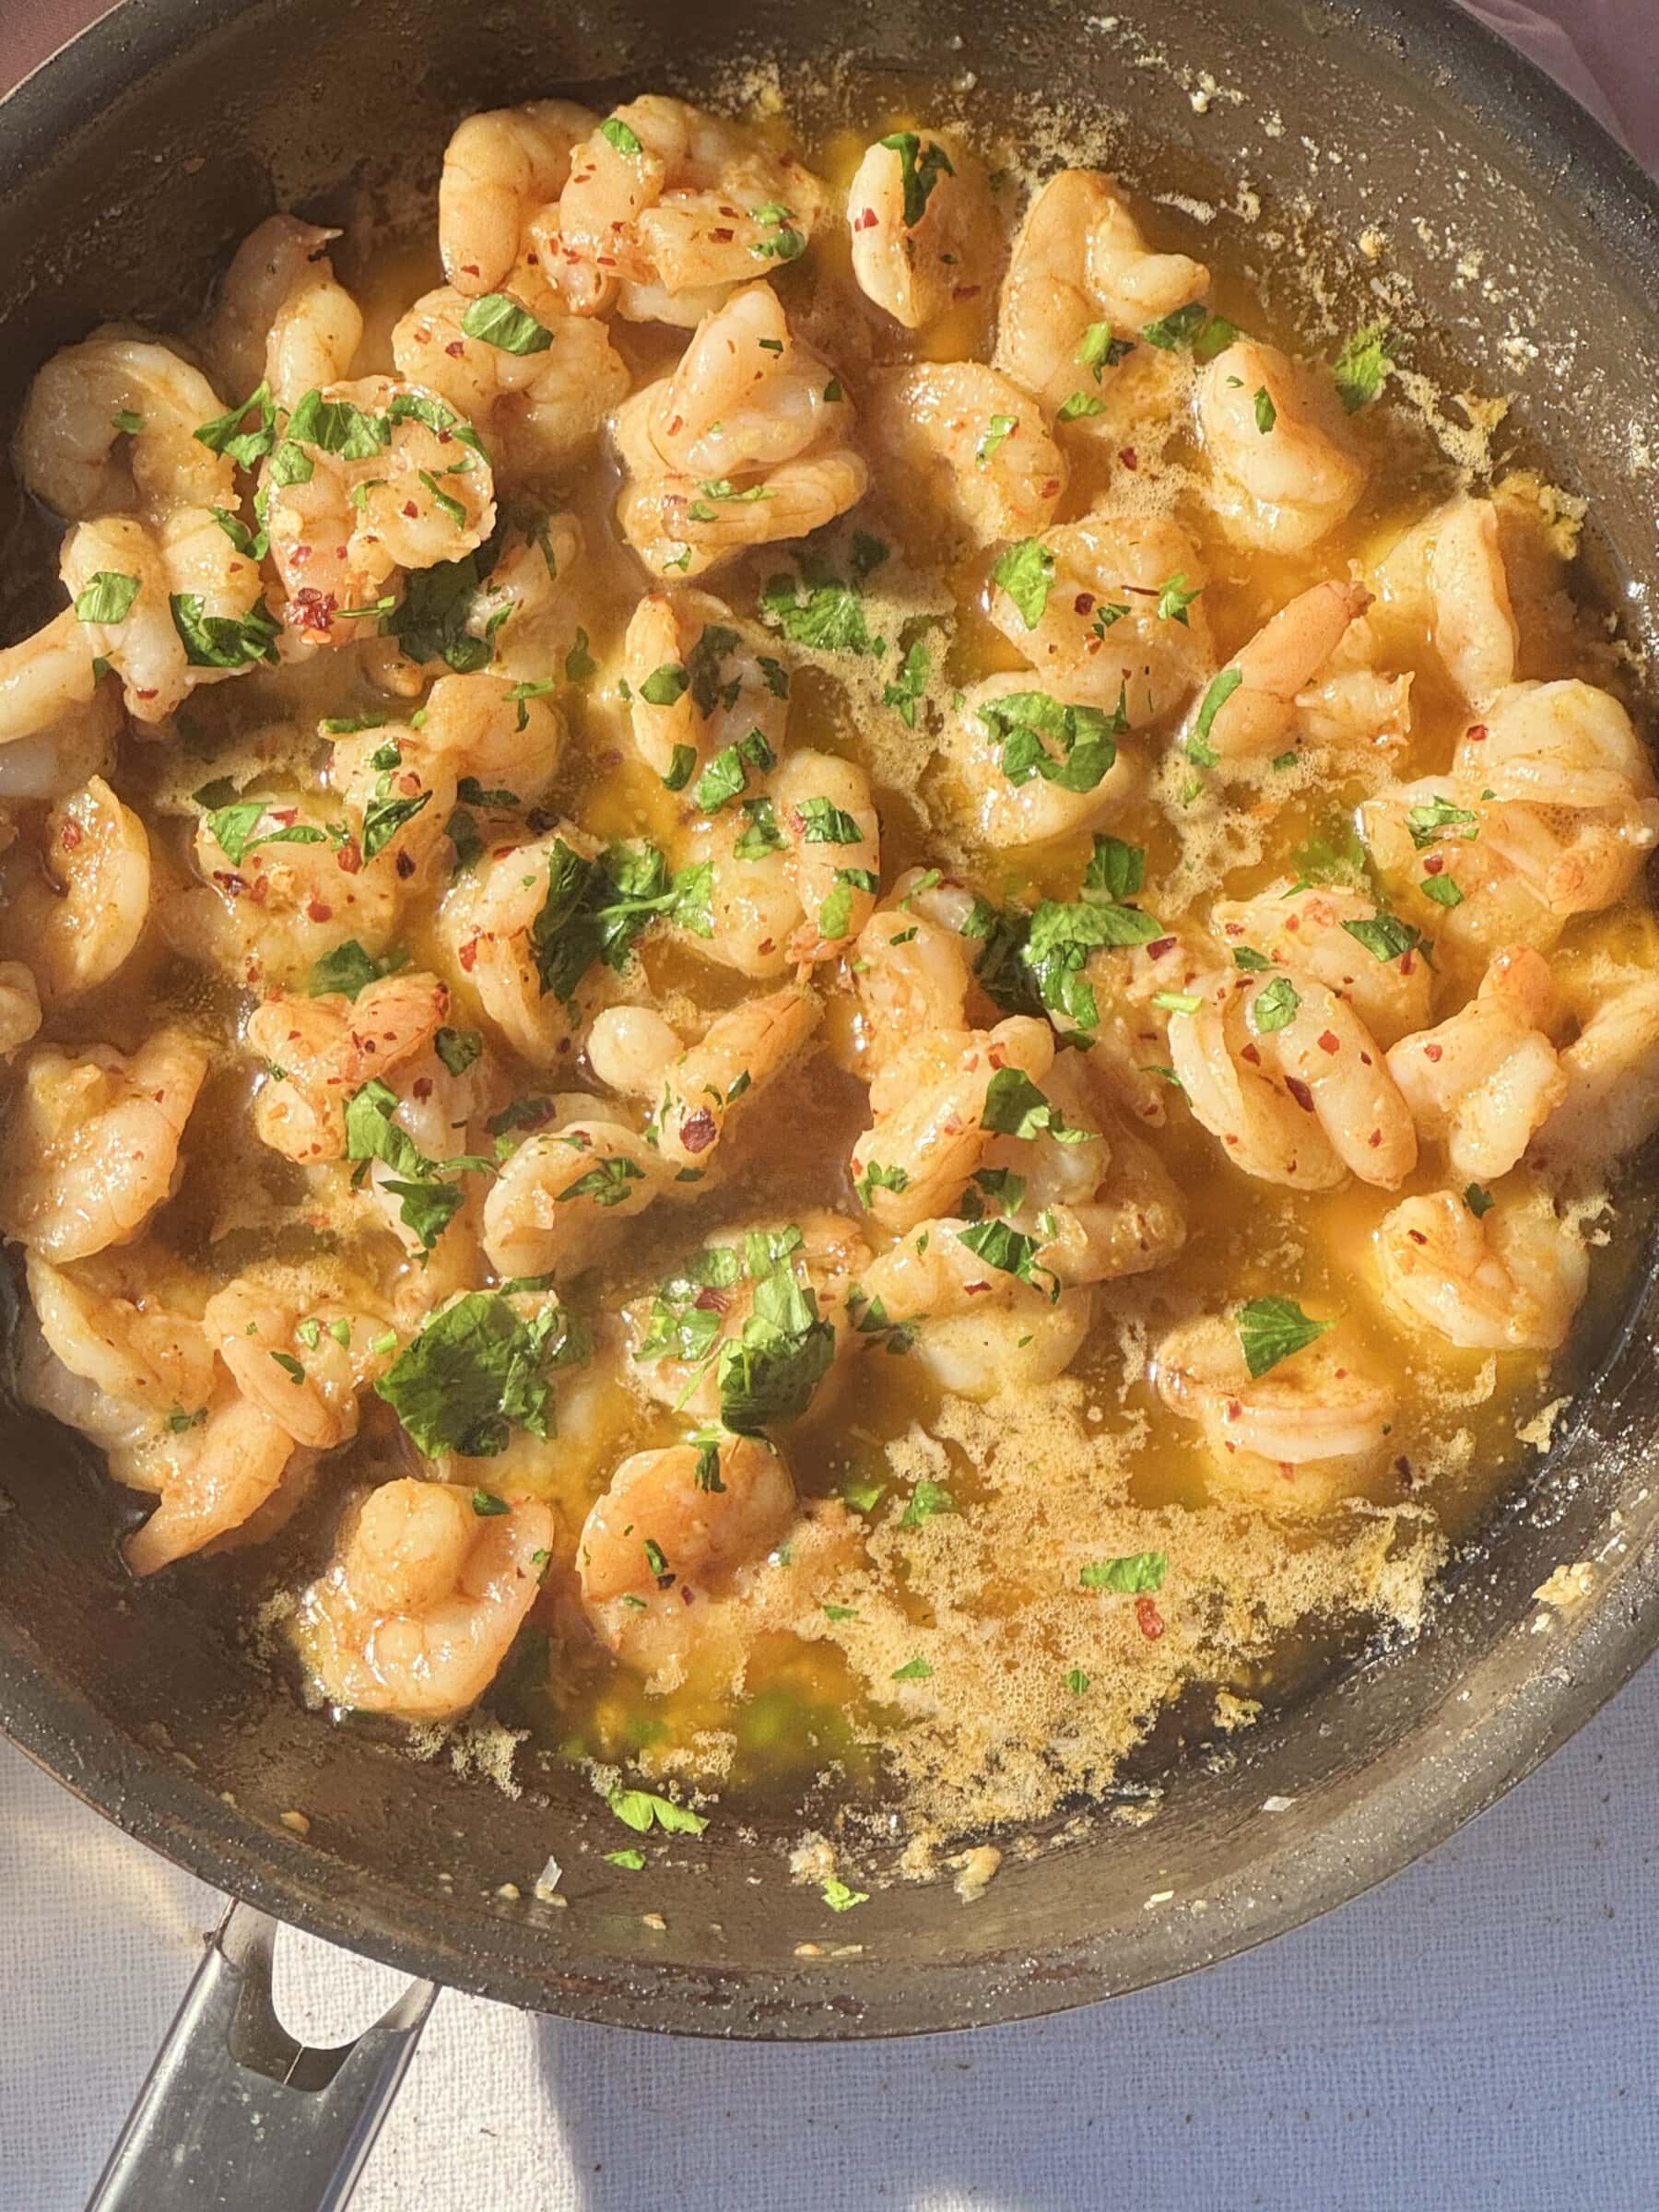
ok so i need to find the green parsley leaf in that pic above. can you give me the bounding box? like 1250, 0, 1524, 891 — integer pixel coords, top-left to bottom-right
1079, 1551, 1167, 1593
72, 571, 140, 625
1084, 833, 1147, 901
977, 686, 1124, 793
1232, 945, 1271, 971
1250, 974, 1300, 1032
854, 1159, 910, 1208
890, 1655, 934, 1683
599, 114, 643, 156
734, 795, 785, 859
877, 130, 955, 226
605, 1848, 647, 1870
760, 570, 885, 655
1406, 795, 1479, 849
822, 1877, 869, 1912
307, 939, 406, 999
1253, 384, 1277, 433
376, 1288, 586, 1455
900, 1477, 955, 1529
1065, 1666, 1090, 1695
1465, 1182, 1496, 1218
112, 406, 146, 436
1077, 323, 1134, 380
170, 593, 281, 670
991, 538, 1055, 629
559, 1156, 646, 1207
798, 796, 864, 845
1419, 873, 1464, 908
957, 1218, 1054, 1297
360, 782, 430, 862
1332, 321, 1397, 413
1192, 665, 1243, 755
1157, 573, 1202, 624
565, 627, 596, 681
607, 1787, 707, 1835
749, 200, 806, 261
882, 640, 930, 726
1057, 390, 1107, 420
976, 412, 1017, 465
194, 381, 277, 469
459, 292, 554, 353
640, 661, 688, 707
269, 1350, 305, 1384
471, 1488, 510, 1515
1236, 1294, 1332, 1379
1340, 912, 1429, 964
663, 743, 698, 793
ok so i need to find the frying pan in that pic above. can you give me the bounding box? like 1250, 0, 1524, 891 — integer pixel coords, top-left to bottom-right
3, 0, 1659, 2199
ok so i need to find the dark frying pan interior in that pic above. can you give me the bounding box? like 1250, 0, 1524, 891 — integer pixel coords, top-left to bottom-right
2, 0, 1658, 2037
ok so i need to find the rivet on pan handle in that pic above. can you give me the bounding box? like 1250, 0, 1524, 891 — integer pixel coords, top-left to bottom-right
85, 1900, 439, 2212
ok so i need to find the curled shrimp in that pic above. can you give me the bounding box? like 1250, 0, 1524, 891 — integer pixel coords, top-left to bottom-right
579, 1435, 795, 1631
392, 284, 628, 477
994, 171, 1210, 416
847, 128, 994, 330
543, 97, 829, 325
852, 1015, 1054, 1231
864, 362, 1066, 550
946, 670, 1139, 849
621, 588, 790, 788
0, 775, 149, 1003
59, 505, 271, 724
850, 877, 973, 1075
985, 512, 1215, 723
1374, 1181, 1588, 1351
1196, 339, 1366, 552
612, 282, 865, 578
0, 612, 120, 775
1210, 881, 1434, 1049
625, 1209, 868, 1421
483, 1105, 673, 1279
0, 1030, 207, 1261
1185, 580, 1369, 765
1169, 967, 1416, 1191
300, 1479, 554, 1720
1154, 1313, 1394, 1516
592, 980, 821, 1171
28, 1250, 217, 1419
1376, 492, 1518, 705
261, 375, 496, 650
439, 99, 597, 296
1531, 973, 1659, 1178
1386, 947, 1565, 1182
206, 216, 364, 406
910, 1288, 1095, 1398
201, 1267, 389, 1451
685, 808, 803, 980
246, 971, 452, 1165
0, 962, 41, 1056
18, 330, 234, 521
771, 750, 881, 961
404, 665, 564, 808
438, 828, 594, 1064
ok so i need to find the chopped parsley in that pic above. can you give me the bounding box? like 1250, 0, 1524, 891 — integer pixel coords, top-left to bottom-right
459, 293, 554, 353
376, 1288, 587, 1455
1332, 321, 1397, 413
760, 568, 885, 656
991, 537, 1055, 629
1250, 974, 1300, 1033
1236, 1295, 1332, 1379
607, 1787, 708, 1836
877, 130, 955, 226
73, 571, 141, 625
977, 686, 1125, 793
1079, 1551, 1167, 1593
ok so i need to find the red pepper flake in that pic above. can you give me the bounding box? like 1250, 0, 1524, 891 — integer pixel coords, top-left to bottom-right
288, 587, 337, 634
1135, 1596, 1164, 1641
403, 500, 419, 519
413, 1077, 433, 1101
1407, 1227, 1428, 1245
710, 227, 734, 243
1040, 477, 1060, 496
1074, 592, 1096, 616
1465, 723, 1488, 743
305, 899, 333, 923
693, 1286, 731, 1312
135, 688, 159, 701
854, 207, 878, 230
58, 818, 83, 851
679, 1109, 718, 1154
1359, 1050, 1373, 1066
1317, 1029, 1340, 1054
445, 339, 465, 357
1285, 1076, 1315, 1112
1146, 935, 1177, 959
964, 1279, 992, 1296
1423, 1041, 1443, 1063
1240, 1041, 1262, 1066
1117, 446, 1138, 470
335, 842, 361, 874
1423, 852, 1445, 876
395, 849, 416, 879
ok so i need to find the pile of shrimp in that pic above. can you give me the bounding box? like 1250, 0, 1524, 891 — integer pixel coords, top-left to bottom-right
1, 89, 1654, 1771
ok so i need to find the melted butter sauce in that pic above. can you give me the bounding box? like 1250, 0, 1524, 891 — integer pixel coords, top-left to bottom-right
8, 80, 1653, 1820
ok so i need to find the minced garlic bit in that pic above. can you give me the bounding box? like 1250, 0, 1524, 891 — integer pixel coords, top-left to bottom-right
1533, 1561, 1595, 1609
277, 1808, 311, 1836
950, 1844, 1002, 1902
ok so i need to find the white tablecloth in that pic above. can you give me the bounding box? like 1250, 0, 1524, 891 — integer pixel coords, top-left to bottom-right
4, 5, 1657, 2207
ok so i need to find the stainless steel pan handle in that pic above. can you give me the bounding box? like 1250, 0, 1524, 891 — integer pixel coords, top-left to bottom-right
85, 1901, 438, 2212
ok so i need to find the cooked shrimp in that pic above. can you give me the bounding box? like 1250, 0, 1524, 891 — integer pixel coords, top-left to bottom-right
649, 982, 822, 1170
0, 610, 111, 760
985, 512, 1214, 722
612, 282, 865, 576
18, 331, 234, 521
206, 216, 364, 406
1387, 947, 1565, 1181
483, 1111, 673, 1278
392, 284, 628, 477
1196, 339, 1366, 552
850, 879, 972, 1074
302, 1480, 553, 1720
0, 962, 41, 1055
438, 829, 594, 1064
544, 97, 829, 325
202, 1269, 388, 1451
579, 1435, 794, 1619
1169, 967, 1415, 1190
680, 807, 802, 980
27, 1250, 217, 1418
262, 376, 496, 649
847, 129, 993, 329
403, 666, 564, 809
1375, 1182, 1588, 1351
626, 1209, 868, 1421
1154, 1313, 1394, 1515
125, 1398, 301, 1577
1187, 580, 1370, 764
0, 1030, 207, 1261
947, 670, 1139, 849
994, 171, 1210, 414
771, 750, 881, 960
1531, 974, 1659, 1177
910, 1288, 1094, 1398
439, 100, 597, 296
853, 1016, 1054, 1230
863, 363, 1066, 549
621, 588, 790, 788
992, 1066, 1189, 1288
247, 971, 450, 1165
1376, 492, 1518, 704
0, 775, 149, 1002
177, 791, 400, 990
1210, 881, 1434, 1047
